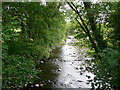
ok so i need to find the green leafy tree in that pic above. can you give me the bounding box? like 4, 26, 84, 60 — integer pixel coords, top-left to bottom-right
2, 2, 67, 88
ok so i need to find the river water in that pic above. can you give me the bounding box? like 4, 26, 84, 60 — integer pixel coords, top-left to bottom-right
36, 36, 95, 89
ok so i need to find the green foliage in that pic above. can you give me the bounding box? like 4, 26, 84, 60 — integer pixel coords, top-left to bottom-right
67, 2, 120, 89
66, 21, 77, 35
2, 2, 67, 88
108, 3, 120, 48
92, 48, 120, 89
2, 55, 38, 88
91, 3, 120, 89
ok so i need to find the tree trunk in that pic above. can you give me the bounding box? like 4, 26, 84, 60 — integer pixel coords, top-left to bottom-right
84, 2, 107, 51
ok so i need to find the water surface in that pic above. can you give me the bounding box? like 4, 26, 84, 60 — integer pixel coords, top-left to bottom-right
37, 36, 95, 88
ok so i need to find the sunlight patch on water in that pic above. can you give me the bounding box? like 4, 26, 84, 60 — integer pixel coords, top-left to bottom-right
54, 36, 95, 88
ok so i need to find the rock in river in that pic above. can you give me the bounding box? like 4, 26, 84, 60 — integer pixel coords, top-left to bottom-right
77, 80, 82, 82
58, 69, 61, 71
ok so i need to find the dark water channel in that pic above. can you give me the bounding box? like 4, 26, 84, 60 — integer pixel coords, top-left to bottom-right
36, 36, 95, 88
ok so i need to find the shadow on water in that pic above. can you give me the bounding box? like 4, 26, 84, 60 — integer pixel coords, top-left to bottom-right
35, 36, 95, 89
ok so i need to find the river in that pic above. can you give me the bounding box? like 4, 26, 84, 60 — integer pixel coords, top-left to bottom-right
35, 36, 95, 89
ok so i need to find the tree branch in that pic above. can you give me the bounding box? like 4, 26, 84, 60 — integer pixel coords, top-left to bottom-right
67, 1, 98, 52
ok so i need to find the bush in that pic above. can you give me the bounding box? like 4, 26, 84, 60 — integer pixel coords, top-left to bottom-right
92, 48, 120, 89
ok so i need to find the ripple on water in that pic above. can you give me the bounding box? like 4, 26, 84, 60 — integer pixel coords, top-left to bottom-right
37, 36, 95, 88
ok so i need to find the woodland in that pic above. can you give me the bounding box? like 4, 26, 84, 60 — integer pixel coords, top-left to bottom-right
2, 1, 120, 89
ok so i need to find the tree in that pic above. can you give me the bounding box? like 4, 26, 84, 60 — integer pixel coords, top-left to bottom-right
66, 1, 120, 89
2, 2, 67, 88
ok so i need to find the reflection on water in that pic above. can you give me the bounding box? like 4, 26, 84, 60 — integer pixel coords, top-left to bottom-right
37, 36, 95, 88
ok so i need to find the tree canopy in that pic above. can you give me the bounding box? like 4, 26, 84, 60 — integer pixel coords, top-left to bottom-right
2, 2, 67, 88
66, 1, 120, 89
